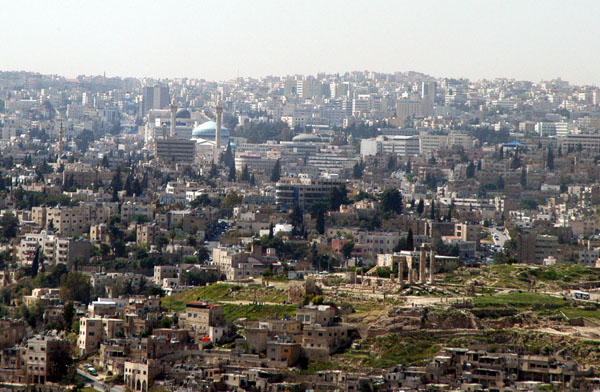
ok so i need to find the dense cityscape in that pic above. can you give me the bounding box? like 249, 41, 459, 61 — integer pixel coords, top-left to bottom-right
2, 65, 600, 392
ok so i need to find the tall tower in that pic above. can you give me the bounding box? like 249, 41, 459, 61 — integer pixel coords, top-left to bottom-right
169, 98, 177, 138
421, 81, 436, 116
58, 122, 64, 157
215, 100, 223, 149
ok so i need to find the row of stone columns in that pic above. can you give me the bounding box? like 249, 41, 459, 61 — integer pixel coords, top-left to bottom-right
395, 245, 436, 286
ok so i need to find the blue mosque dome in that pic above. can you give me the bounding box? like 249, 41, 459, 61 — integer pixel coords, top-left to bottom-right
191, 120, 229, 144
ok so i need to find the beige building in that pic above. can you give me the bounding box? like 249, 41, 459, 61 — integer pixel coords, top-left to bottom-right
296, 304, 336, 326
301, 324, 350, 360
121, 201, 153, 221
154, 138, 196, 163
78, 317, 125, 355
90, 223, 108, 243
0, 319, 26, 349
153, 265, 181, 287
235, 152, 277, 174
266, 338, 302, 368
124, 360, 161, 392
26, 334, 71, 385
275, 177, 342, 209
179, 301, 224, 336
18, 231, 91, 267
32, 206, 91, 236
137, 223, 159, 247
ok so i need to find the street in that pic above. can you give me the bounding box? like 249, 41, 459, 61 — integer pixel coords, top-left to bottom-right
76, 369, 125, 392
488, 227, 509, 248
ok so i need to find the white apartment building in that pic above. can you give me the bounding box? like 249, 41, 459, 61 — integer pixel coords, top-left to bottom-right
32, 206, 91, 236
18, 231, 91, 266
360, 135, 420, 157
121, 201, 153, 221
234, 152, 278, 174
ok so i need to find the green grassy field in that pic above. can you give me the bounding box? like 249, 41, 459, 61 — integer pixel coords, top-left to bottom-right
338, 334, 441, 368
474, 292, 566, 307
473, 291, 600, 320
222, 303, 297, 322
161, 283, 288, 313
161, 282, 294, 322
441, 263, 600, 292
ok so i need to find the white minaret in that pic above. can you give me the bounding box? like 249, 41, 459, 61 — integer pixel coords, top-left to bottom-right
58, 122, 64, 157
215, 99, 223, 149
169, 98, 177, 138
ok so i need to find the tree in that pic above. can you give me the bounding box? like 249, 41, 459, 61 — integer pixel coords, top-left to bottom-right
430, 199, 435, 220
74, 129, 94, 153
416, 199, 425, 215
221, 191, 243, 208
124, 171, 134, 196
157, 236, 169, 252
387, 155, 397, 171
241, 165, 250, 182
181, 270, 218, 286
520, 167, 527, 188
405, 158, 412, 174
250, 173, 256, 186
380, 188, 403, 214
316, 212, 325, 235
289, 204, 303, 229
60, 271, 92, 304
341, 241, 354, 260
497, 175, 505, 190
510, 151, 521, 169
328, 185, 349, 211
141, 172, 149, 191
31, 247, 41, 277
268, 222, 274, 239
111, 166, 123, 192
196, 245, 210, 263
352, 161, 363, 179
405, 228, 414, 251
445, 200, 454, 222
228, 162, 236, 182
547, 147, 554, 170
191, 194, 212, 208
270, 159, 281, 182
63, 301, 75, 331
309, 202, 328, 235
222, 143, 234, 168
209, 163, 218, 179
101, 154, 109, 168
466, 161, 475, 179
0, 212, 18, 241
111, 166, 123, 202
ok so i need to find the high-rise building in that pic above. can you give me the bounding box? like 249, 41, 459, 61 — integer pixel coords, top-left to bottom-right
421, 81, 436, 116
296, 79, 323, 99
142, 85, 170, 114
154, 138, 196, 163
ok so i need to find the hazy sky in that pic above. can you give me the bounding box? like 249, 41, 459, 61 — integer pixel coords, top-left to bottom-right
2, 0, 600, 85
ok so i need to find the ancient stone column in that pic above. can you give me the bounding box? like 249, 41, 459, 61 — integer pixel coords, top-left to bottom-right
429, 250, 435, 284
420, 247, 427, 284
398, 258, 404, 288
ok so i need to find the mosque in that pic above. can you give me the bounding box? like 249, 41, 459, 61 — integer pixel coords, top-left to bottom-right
191, 120, 229, 147
146, 95, 230, 163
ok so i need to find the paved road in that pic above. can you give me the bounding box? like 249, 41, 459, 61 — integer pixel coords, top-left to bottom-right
77, 369, 125, 392
488, 227, 509, 248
